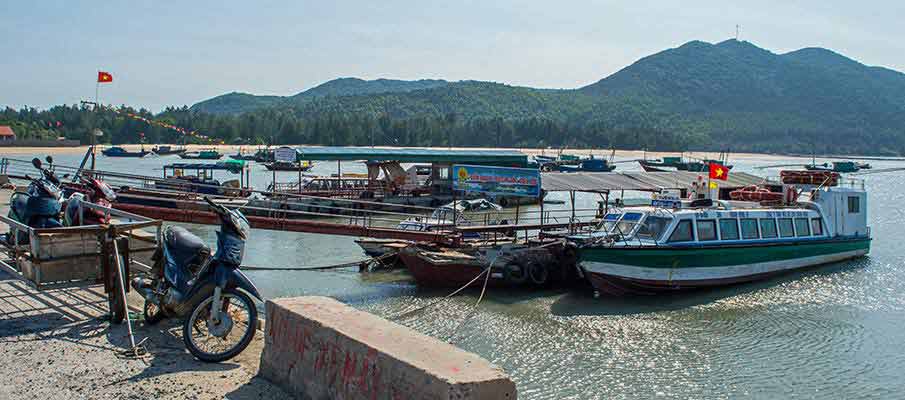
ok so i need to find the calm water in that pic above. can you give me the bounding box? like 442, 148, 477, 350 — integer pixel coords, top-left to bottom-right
7, 150, 905, 399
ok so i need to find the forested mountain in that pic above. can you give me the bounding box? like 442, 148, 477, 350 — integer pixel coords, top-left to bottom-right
190, 78, 449, 115
6, 40, 905, 155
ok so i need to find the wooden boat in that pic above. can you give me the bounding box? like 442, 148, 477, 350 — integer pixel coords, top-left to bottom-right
639, 152, 733, 172
179, 150, 222, 160
556, 157, 616, 172
571, 174, 870, 295
264, 161, 314, 171
399, 240, 577, 288
101, 146, 150, 158
805, 161, 870, 173
151, 145, 186, 155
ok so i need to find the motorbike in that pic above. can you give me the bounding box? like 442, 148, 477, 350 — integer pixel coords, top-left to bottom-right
5, 158, 64, 244
62, 172, 117, 226
131, 197, 261, 362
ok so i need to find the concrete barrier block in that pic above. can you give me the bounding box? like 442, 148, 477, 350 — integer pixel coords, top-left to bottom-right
260, 296, 517, 400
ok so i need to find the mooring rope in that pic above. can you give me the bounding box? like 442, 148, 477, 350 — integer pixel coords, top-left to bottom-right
239, 252, 396, 271
389, 253, 500, 321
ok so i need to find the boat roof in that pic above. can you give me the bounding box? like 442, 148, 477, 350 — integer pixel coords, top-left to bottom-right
293, 146, 527, 167
165, 160, 245, 173
541, 171, 768, 192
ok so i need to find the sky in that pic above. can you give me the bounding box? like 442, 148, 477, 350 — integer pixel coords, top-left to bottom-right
2, 0, 903, 112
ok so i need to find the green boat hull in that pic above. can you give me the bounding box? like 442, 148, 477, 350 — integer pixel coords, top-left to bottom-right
578, 238, 870, 295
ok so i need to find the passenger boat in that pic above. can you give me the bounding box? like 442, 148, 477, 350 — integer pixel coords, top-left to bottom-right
555, 157, 616, 172
179, 149, 223, 160
263, 161, 314, 171
571, 173, 871, 295
151, 145, 186, 156
101, 146, 150, 158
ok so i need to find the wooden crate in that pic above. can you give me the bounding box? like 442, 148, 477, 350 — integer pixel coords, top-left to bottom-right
17, 230, 105, 287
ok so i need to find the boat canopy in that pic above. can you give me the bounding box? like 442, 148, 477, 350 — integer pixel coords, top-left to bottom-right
293, 146, 528, 167
541, 171, 767, 192
165, 159, 245, 174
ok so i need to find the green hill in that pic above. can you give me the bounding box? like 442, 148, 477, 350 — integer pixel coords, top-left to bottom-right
190, 78, 449, 115
8, 39, 905, 155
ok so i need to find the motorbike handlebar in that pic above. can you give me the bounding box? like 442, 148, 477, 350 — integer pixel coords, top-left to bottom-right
203, 197, 227, 216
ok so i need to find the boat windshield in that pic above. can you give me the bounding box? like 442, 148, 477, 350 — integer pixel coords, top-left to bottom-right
614, 212, 644, 236
599, 213, 621, 231
635, 216, 672, 241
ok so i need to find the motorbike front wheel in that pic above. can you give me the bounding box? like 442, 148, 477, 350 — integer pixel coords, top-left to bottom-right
182, 289, 257, 363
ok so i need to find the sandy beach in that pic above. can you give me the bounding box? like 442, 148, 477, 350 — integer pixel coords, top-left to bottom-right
0, 144, 803, 162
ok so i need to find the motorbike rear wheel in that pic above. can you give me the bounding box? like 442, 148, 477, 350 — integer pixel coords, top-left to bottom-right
182, 289, 257, 363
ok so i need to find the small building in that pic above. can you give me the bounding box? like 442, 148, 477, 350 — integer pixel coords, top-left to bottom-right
0, 126, 16, 141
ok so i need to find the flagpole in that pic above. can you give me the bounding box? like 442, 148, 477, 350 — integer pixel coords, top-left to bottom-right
92, 72, 99, 170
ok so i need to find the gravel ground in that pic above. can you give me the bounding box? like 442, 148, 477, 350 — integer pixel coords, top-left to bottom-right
0, 269, 292, 400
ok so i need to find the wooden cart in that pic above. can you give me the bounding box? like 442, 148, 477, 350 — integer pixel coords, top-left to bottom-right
0, 202, 161, 323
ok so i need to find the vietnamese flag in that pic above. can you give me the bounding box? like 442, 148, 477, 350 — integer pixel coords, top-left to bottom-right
709, 163, 729, 181
97, 71, 113, 83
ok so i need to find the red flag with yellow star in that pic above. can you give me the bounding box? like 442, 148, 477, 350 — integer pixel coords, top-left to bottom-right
97, 71, 113, 83
709, 163, 729, 181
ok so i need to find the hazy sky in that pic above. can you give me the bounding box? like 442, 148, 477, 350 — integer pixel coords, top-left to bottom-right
2, 1, 902, 112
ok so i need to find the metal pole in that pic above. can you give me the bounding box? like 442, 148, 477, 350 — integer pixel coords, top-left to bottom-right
111, 238, 137, 351
92, 77, 99, 170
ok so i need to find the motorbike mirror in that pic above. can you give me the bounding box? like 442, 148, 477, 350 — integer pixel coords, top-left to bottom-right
31, 158, 42, 169
45, 155, 54, 165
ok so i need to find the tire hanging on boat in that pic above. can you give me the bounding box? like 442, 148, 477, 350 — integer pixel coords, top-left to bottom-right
503, 261, 528, 285
527, 261, 550, 286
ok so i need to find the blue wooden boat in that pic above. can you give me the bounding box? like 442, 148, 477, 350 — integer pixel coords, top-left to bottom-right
101, 146, 150, 158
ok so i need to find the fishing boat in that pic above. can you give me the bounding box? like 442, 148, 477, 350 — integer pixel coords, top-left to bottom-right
179, 149, 223, 160
805, 161, 871, 173
263, 161, 314, 171
101, 146, 150, 158
639, 151, 733, 172
571, 171, 870, 295
555, 157, 616, 172
151, 145, 186, 156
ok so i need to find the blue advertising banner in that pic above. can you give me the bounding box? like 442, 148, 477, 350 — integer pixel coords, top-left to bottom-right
452, 164, 541, 197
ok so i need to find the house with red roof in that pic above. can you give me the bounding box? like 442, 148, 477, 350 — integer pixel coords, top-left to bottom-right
0, 126, 16, 141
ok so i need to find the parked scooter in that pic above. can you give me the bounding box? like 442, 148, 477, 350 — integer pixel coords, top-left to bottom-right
63, 173, 117, 226
5, 158, 64, 244
131, 197, 261, 362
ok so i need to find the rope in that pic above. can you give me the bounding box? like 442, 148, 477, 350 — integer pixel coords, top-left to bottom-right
239, 253, 396, 271
446, 254, 494, 343
389, 253, 500, 321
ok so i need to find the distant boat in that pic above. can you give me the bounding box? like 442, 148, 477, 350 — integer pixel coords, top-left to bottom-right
639, 153, 733, 172
264, 161, 314, 171
805, 161, 870, 173
179, 149, 223, 160
101, 146, 150, 158
556, 157, 617, 172
151, 145, 186, 156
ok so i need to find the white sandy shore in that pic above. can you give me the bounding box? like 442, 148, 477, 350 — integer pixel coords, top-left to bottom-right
0, 144, 804, 162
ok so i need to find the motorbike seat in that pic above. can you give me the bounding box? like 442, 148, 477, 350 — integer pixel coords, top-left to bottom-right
164, 226, 210, 266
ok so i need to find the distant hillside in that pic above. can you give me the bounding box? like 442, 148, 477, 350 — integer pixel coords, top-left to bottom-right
11, 39, 904, 155
190, 78, 449, 115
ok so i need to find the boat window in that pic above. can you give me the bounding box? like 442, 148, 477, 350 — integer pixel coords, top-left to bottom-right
740, 218, 759, 239
696, 220, 718, 241
794, 218, 811, 237
759, 219, 778, 238
719, 219, 740, 240
636, 216, 672, 241
668, 220, 694, 242
615, 212, 643, 236
848, 196, 860, 213
778, 218, 795, 238
811, 218, 823, 236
